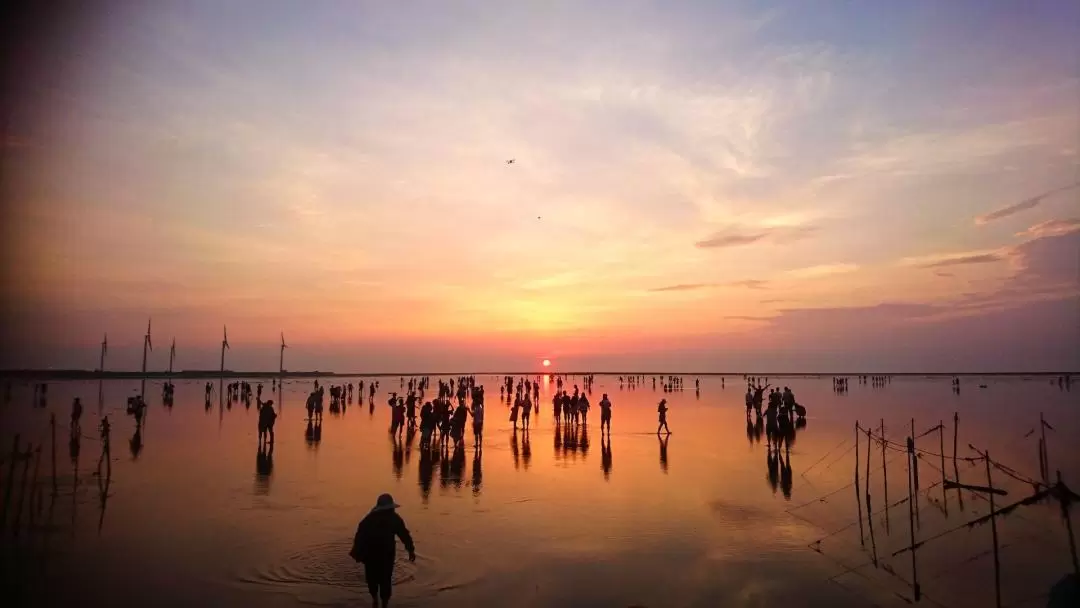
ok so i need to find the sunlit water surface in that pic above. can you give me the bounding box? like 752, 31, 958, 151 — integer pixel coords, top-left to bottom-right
1, 375, 1077, 607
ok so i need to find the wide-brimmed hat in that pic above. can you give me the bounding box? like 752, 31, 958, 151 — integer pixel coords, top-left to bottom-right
371, 493, 400, 512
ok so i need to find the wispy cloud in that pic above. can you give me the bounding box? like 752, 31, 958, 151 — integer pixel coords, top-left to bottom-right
695, 225, 818, 250
648, 283, 716, 293
784, 263, 858, 279
900, 249, 1006, 269
975, 183, 1080, 225
728, 279, 770, 289
1016, 218, 1080, 238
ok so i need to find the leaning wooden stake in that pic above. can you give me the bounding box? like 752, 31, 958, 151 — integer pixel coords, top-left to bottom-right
906, 436, 921, 601
2, 433, 20, 533
986, 452, 1001, 608
881, 419, 890, 533
865, 427, 878, 567
855, 422, 865, 547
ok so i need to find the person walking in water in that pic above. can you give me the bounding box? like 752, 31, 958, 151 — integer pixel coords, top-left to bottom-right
656, 398, 671, 435
350, 493, 416, 608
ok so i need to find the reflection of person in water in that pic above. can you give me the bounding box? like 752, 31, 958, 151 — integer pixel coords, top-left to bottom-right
418, 447, 434, 503
779, 446, 793, 499
658, 434, 669, 473
305, 419, 322, 447
350, 493, 416, 608
391, 435, 404, 479
256, 442, 274, 477
766, 446, 780, 494
470, 447, 483, 497
601, 434, 612, 480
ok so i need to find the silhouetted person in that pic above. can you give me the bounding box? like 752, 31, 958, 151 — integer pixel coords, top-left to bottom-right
350, 493, 416, 608
259, 400, 277, 445
599, 393, 612, 432
656, 399, 671, 434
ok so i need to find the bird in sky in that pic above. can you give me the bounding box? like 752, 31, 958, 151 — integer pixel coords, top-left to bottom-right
506, 159, 515, 164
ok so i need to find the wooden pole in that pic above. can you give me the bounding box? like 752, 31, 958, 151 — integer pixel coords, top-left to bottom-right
13, 444, 31, 537
855, 422, 865, 547
141, 318, 151, 400
50, 413, 58, 497
952, 412, 959, 467
939, 420, 947, 517
1057, 471, 1079, 576
1040, 413, 1049, 485
985, 452, 1001, 608
29, 446, 41, 525
2, 434, 20, 532
912, 418, 920, 528
881, 418, 890, 533
866, 427, 878, 567
906, 435, 921, 601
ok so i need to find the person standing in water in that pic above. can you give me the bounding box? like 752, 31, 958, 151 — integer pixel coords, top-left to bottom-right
599, 393, 612, 433
656, 398, 671, 435
350, 493, 416, 608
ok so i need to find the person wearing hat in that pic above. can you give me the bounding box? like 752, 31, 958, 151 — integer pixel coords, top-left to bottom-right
350, 493, 416, 607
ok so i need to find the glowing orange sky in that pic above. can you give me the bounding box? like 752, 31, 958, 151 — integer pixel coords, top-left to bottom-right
1, 2, 1078, 372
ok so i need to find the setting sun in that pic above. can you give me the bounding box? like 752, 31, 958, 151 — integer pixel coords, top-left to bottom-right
542, 359, 551, 367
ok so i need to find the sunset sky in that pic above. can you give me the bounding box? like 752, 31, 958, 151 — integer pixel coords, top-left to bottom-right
2, 1, 1078, 372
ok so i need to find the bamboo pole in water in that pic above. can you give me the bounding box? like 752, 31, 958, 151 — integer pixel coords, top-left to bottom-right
13, 443, 31, 537
911, 418, 920, 528
855, 422, 865, 547
2, 433, 20, 533
881, 419, 889, 534
1040, 412, 1049, 485
1058, 471, 1079, 576
865, 427, 878, 567
29, 446, 41, 527
985, 452, 1001, 608
51, 413, 58, 497
953, 412, 965, 512
906, 435, 921, 601
939, 420, 947, 517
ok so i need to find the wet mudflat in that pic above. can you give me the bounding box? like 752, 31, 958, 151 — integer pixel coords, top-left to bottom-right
1, 375, 1077, 607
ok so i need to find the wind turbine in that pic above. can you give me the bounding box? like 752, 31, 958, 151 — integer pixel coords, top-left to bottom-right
168, 338, 176, 375
140, 318, 152, 399
220, 325, 230, 376
279, 332, 287, 375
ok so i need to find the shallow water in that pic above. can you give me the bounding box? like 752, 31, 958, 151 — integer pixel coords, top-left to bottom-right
1, 375, 1077, 607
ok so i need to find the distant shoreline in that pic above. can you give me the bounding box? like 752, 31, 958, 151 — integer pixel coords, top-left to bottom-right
0, 369, 1074, 380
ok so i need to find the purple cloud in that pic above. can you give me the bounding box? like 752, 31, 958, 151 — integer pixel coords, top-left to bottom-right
975, 182, 1080, 225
